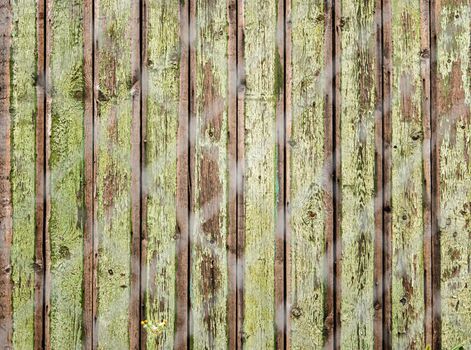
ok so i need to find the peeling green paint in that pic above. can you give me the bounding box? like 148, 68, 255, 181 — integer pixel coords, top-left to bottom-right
10, 0, 37, 348
437, 1, 471, 348
95, 0, 133, 347
191, 0, 229, 348
243, 0, 278, 348
144, 0, 180, 348
390, 0, 425, 348
339, 0, 377, 347
288, 0, 326, 348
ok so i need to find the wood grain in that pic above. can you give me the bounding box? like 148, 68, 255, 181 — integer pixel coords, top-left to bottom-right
286, 0, 327, 348
190, 0, 230, 348
175, 0, 190, 347
388, 0, 426, 348
274, 0, 285, 347
129, 0, 141, 348
339, 0, 377, 347
227, 0, 238, 347
237, 0, 246, 347
48, 0, 86, 347
35, 0, 50, 347
7, 0, 38, 348
242, 0, 279, 347
83, 0, 95, 347
420, 0, 432, 345
143, 0, 181, 348
94, 0, 133, 346
0, 0, 13, 347
435, 0, 471, 347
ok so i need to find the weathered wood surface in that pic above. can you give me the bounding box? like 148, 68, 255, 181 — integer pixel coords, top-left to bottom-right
2, 0, 471, 349
0, 0, 13, 346
8, 0, 38, 348
95, 0, 133, 347
142, 0, 180, 348
339, 0, 377, 347
286, 0, 326, 348
48, 0, 85, 348
242, 0, 279, 347
388, 0, 428, 348
435, 0, 471, 348
191, 0, 230, 348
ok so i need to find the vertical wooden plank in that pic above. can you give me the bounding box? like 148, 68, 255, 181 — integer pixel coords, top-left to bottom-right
47, 0, 86, 347
373, 0, 384, 344
190, 0, 229, 348
333, 0, 342, 346
388, 0, 426, 347
435, 0, 471, 347
0, 0, 13, 347
236, 0, 246, 347
143, 0, 181, 347
83, 0, 95, 347
274, 0, 285, 347
381, 0, 393, 346
420, 0, 432, 345
35, 0, 50, 347
7, 0, 37, 347
339, 0, 377, 347
129, 0, 141, 348
286, 0, 327, 348
325, 0, 341, 347
94, 0, 133, 346
242, 0, 279, 347
429, 0, 440, 346
175, 0, 190, 347
227, 0, 238, 347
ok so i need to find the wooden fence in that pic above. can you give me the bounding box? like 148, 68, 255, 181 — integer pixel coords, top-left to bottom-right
0, 0, 470, 348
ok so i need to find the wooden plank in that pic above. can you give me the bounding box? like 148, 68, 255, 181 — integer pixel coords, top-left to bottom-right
374, 0, 392, 348
227, 0, 238, 347
142, 0, 181, 348
435, 0, 471, 347
339, 0, 377, 347
333, 0, 342, 346
0, 0, 13, 347
429, 1, 440, 346
286, 0, 327, 348
129, 0, 141, 348
175, 0, 190, 347
190, 0, 230, 348
47, 0, 86, 348
420, 0, 432, 345
7, 0, 38, 347
94, 0, 133, 346
373, 0, 385, 344
236, 0, 246, 347
35, 0, 50, 347
83, 0, 95, 347
324, 0, 336, 347
242, 0, 279, 347
274, 0, 285, 347
387, 0, 427, 348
